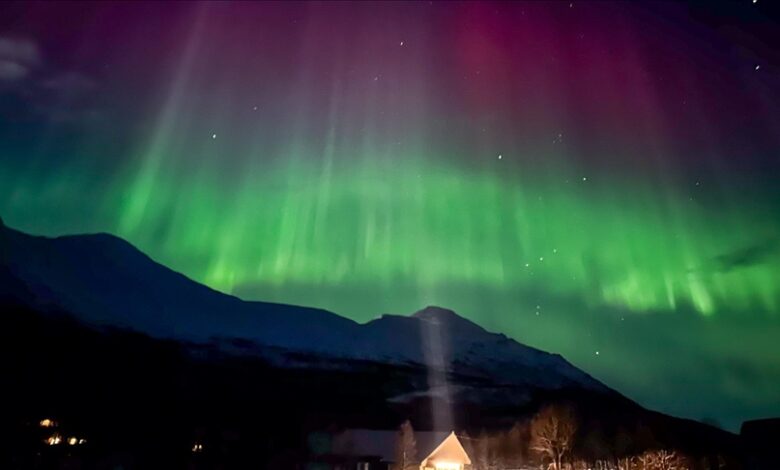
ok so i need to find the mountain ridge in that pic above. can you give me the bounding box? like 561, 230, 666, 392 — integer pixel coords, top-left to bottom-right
0, 221, 608, 395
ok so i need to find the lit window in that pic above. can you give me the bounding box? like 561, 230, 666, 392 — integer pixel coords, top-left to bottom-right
434, 462, 462, 470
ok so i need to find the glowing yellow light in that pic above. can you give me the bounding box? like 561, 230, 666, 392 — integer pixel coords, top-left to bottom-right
68, 437, 78, 446
40, 419, 55, 428
45, 434, 62, 446
434, 462, 462, 470
192, 443, 203, 453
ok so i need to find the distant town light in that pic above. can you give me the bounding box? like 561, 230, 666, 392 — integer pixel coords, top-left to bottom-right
45, 434, 62, 446
68, 437, 78, 446
79, 438, 87, 445
192, 443, 204, 453
40, 418, 56, 428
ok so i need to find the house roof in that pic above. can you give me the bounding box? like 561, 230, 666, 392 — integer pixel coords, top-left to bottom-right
420, 431, 472, 466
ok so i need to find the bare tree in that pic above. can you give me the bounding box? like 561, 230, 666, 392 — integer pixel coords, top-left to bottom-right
530, 404, 578, 470
636, 449, 687, 470
654, 449, 685, 470
636, 450, 654, 470
392, 420, 417, 470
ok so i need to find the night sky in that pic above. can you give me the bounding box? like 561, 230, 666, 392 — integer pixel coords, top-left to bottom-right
1, 1, 778, 431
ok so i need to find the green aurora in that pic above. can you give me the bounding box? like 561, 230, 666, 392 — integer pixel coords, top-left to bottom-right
3, 152, 778, 321
1, 0, 779, 431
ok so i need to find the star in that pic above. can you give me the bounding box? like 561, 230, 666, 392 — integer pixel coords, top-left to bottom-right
552, 248, 558, 254
400, 41, 404, 46
755, 65, 760, 71
211, 134, 217, 139
539, 256, 544, 261
253, 106, 258, 111
582, 176, 587, 181
498, 154, 503, 160
525, 263, 530, 267
595, 351, 600, 356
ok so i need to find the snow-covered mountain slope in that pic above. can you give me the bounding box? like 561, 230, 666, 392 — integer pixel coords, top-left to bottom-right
0, 218, 360, 353
0, 218, 607, 393
358, 307, 605, 391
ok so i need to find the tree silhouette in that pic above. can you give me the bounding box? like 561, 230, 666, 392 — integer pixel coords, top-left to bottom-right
530, 404, 577, 470
393, 420, 417, 470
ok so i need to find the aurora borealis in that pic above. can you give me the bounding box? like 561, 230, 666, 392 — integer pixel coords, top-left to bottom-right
1, 1, 779, 430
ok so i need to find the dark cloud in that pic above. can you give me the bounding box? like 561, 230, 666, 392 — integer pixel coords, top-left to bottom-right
0, 36, 101, 124
0, 37, 40, 81
713, 239, 778, 272
33, 71, 102, 123
42, 71, 97, 95
0, 37, 40, 64
0, 61, 29, 81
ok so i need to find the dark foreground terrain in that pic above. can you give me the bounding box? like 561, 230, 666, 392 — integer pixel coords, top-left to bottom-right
1, 301, 743, 469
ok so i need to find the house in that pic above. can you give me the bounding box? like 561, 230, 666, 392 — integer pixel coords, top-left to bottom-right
419, 432, 471, 470
323, 428, 472, 470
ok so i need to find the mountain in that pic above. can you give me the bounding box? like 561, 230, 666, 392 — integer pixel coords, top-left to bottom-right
0, 219, 605, 394
0, 218, 741, 467
0, 217, 360, 353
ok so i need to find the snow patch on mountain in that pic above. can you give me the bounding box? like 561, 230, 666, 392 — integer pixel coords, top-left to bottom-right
1, 222, 609, 394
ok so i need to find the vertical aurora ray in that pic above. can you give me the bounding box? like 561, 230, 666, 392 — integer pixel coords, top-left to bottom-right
95, 156, 780, 319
